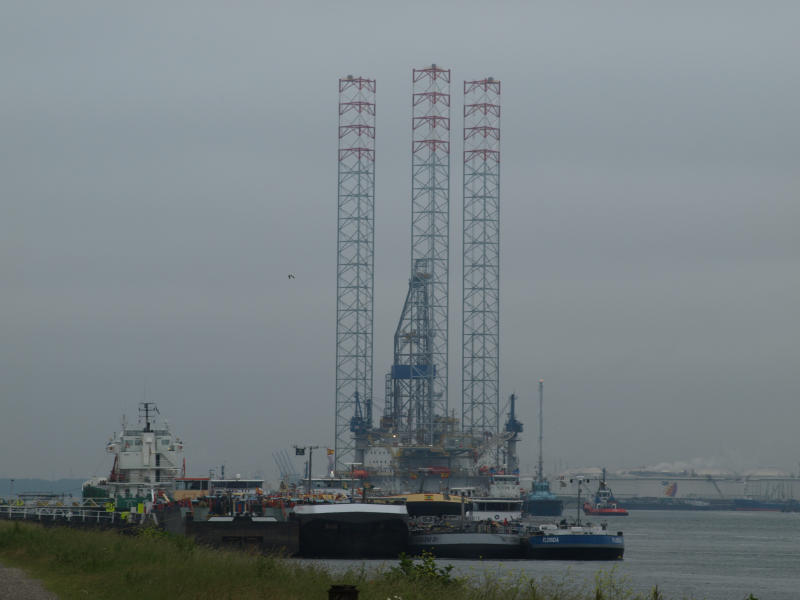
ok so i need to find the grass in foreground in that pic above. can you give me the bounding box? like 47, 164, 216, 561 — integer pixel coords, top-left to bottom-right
0, 521, 756, 600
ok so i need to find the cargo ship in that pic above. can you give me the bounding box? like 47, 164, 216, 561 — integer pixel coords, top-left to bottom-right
82, 402, 184, 510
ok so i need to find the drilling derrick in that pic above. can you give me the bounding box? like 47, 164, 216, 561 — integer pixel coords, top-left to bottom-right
462, 77, 501, 441
335, 75, 376, 471
386, 258, 435, 445
410, 64, 451, 425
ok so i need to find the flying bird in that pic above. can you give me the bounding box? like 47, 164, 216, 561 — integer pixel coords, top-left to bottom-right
288, 273, 296, 279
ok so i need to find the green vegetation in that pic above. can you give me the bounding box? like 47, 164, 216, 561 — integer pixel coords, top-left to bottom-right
0, 521, 748, 600
388, 552, 456, 586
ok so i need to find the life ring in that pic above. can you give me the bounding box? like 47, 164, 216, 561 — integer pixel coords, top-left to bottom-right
494, 514, 500, 520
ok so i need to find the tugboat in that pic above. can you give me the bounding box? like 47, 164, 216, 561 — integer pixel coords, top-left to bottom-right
524, 479, 563, 516
522, 380, 563, 516
583, 468, 629, 516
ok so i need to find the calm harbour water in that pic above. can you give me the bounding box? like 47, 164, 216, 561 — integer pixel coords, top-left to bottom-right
314, 510, 800, 600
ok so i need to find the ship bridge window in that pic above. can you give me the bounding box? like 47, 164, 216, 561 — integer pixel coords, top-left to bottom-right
178, 480, 208, 490
212, 480, 262, 490
161, 439, 170, 446
135, 439, 142, 446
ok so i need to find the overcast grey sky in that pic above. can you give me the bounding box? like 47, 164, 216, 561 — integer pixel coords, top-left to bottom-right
2, 1, 798, 481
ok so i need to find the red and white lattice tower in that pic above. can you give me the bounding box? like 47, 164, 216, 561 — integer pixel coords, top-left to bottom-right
462, 77, 501, 437
410, 65, 451, 435
335, 76, 376, 471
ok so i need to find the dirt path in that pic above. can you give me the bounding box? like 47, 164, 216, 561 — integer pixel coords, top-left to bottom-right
0, 563, 58, 600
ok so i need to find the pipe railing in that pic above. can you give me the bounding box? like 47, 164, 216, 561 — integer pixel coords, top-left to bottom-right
0, 504, 153, 525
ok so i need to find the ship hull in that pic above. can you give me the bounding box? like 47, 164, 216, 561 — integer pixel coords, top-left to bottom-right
293, 504, 408, 558
619, 497, 725, 510
733, 498, 785, 512
583, 502, 628, 516
526, 533, 624, 560
409, 532, 524, 559
583, 508, 629, 516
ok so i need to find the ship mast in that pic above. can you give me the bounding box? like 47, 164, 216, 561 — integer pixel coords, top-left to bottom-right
504, 394, 523, 473
537, 379, 544, 483
139, 402, 159, 432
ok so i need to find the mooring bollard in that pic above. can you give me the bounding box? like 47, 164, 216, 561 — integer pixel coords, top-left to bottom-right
328, 583, 359, 600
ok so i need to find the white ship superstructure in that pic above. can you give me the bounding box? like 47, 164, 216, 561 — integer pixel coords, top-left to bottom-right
470, 474, 524, 521
84, 402, 184, 500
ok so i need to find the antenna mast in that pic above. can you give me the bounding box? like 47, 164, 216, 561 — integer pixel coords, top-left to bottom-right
139, 402, 158, 433
504, 393, 523, 473
537, 379, 544, 482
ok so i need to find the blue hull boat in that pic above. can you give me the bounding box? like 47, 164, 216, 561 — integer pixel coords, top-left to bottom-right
525, 522, 624, 560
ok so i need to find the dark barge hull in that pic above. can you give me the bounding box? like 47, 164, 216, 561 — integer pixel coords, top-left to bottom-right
409, 532, 524, 559
293, 504, 409, 558
298, 518, 408, 558
526, 545, 624, 560
160, 508, 300, 555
